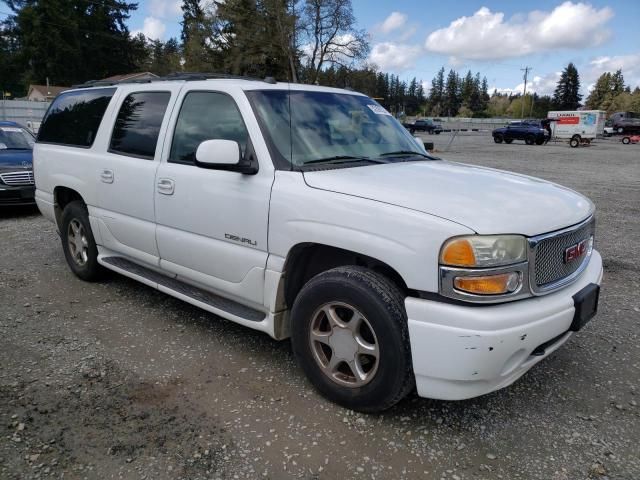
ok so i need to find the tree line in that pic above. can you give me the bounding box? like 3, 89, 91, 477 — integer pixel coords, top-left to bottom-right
1, 0, 638, 117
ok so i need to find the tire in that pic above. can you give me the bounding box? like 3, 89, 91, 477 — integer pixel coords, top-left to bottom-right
622, 136, 630, 144
435, 131, 441, 135
569, 135, 580, 148
525, 135, 535, 145
409, 128, 415, 135
535, 137, 544, 145
504, 138, 513, 144
290, 266, 414, 413
493, 134, 503, 143
617, 127, 624, 134
60, 201, 105, 281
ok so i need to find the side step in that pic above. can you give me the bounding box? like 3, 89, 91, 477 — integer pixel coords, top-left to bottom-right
101, 256, 265, 322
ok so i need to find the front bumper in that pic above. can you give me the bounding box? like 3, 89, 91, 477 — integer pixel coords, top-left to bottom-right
0, 184, 35, 206
406, 250, 603, 400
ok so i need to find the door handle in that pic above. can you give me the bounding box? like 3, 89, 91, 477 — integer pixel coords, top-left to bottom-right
100, 169, 114, 184
157, 178, 175, 195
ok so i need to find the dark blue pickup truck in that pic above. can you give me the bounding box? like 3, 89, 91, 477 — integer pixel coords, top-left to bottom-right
0, 121, 36, 206
492, 121, 547, 145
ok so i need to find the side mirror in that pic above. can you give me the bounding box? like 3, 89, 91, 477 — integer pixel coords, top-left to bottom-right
194, 139, 258, 174
195, 139, 240, 167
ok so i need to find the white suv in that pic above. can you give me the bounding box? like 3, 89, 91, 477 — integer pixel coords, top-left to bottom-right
34, 75, 603, 412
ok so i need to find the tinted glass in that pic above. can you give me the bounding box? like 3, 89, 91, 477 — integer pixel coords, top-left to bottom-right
37, 88, 115, 147
109, 91, 171, 159
247, 90, 424, 168
0, 126, 35, 150
170, 92, 248, 165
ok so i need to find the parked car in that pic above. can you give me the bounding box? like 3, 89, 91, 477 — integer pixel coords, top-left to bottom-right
34, 76, 602, 412
403, 118, 443, 134
492, 121, 547, 145
608, 111, 640, 134
0, 121, 36, 206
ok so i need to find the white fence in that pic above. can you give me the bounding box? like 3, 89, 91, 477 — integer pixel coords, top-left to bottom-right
1, 100, 50, 133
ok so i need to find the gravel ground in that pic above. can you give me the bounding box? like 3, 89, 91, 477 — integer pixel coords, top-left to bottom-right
1, 133, 639, 480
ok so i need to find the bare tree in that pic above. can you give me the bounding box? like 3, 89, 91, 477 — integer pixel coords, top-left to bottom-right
300, 0, 369, 84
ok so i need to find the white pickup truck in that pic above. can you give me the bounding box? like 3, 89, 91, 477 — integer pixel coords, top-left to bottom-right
34, 75, 603, 412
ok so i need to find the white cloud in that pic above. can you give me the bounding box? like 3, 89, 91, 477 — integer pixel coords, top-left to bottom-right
425, 2, 614, 60
132, 17, 167, 40
148, 0, 182, 18
491, 71, 561, 96
380, 12, 408, 34
369, 42, 422, 71
586, 53, 640, 90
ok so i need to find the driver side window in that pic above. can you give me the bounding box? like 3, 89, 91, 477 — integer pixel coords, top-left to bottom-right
169, 91, 248, 165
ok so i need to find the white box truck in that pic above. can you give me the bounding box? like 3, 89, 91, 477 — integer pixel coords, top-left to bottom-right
547, 110, 606, 147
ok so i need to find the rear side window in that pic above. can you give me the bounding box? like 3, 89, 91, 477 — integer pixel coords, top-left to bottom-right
109, 91, 171, 159
37, 88, 115, 147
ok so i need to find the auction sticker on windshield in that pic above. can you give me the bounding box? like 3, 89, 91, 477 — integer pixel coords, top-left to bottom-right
367, 104, 391, 116
1, 127, 23, 132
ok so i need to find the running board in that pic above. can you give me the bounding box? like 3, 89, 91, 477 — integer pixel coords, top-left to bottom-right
100, 256, 265, 322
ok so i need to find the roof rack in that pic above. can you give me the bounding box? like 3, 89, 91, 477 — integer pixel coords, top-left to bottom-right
72, 72, 276, 89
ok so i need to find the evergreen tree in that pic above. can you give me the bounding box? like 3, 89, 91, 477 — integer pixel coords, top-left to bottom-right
444, 69, 459, 116
552, 62, 582, 110
428, 67, 445, 116
2, 0, 145, 87
585, 72, 612, 110
181, 0, 216, 71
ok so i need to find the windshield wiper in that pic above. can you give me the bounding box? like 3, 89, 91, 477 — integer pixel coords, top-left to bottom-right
303, 155, 387, 166
379, 150, 431, 158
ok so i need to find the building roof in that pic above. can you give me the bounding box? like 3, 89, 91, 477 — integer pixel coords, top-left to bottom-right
27, 84, 70, 98
102, 72, 159, 82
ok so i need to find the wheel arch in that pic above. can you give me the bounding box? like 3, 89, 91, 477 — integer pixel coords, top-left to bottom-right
53, 186, 85, 229
281, 243, 409, 311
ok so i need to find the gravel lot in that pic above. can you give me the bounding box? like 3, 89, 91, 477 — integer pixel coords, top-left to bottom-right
1, 133, 639, 480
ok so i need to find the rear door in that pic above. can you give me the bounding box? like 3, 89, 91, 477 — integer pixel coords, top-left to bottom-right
93, 84, 180, 265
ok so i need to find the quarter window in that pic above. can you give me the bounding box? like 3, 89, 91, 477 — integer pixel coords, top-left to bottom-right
37, 88, 115, 147
109, 91, 171, 159
169, 92, 248, 165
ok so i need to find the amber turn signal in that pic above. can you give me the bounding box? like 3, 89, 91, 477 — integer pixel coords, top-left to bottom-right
454, 272, 520, 295
440, 238, 476, 267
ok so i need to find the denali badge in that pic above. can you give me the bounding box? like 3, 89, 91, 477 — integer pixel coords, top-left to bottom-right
564, 239, 588, 264
225, 233, 257, 246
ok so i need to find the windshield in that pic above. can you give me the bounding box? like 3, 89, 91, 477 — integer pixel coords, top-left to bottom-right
246, 90, 428, 168
0, 126, 35, 150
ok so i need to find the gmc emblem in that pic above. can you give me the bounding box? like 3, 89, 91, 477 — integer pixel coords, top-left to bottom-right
564, 239, 588, 264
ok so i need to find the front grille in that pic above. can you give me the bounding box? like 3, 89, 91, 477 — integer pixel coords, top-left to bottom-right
531, 217, 595, 291
0, 171, 34, 186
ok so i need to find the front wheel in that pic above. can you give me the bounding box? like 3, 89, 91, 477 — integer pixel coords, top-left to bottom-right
525, 135, 535, 145
493, 134, 503, 143
60, 201, 105, 281
535, 137, 545, 145
622, 136, 631, 144
291, 266, 414, 412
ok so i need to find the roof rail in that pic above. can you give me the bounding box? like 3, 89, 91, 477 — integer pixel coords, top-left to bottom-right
72, 72, 277, 89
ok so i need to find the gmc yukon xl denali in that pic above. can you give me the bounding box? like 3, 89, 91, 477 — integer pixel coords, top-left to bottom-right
34, 75, 603, 412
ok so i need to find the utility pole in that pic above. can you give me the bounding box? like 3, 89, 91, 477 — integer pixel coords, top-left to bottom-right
520, 66, 532, 119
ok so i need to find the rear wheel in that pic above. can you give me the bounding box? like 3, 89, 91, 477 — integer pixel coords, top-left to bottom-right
622, 136, 631, 144
291, 266, 414, 412
617, 127, 624, 134
535, 137, 544, 145
60, 201, 105, 281
569, 135, 581, 148
493, 134, 503, 143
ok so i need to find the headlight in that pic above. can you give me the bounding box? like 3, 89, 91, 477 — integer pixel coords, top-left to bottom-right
440, 235, 527, 268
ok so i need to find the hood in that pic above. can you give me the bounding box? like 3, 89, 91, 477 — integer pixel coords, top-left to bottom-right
303, 161, 593, 236
0, 149, 33, 170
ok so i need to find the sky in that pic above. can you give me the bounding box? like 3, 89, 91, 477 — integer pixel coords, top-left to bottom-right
128, 0, 640, 96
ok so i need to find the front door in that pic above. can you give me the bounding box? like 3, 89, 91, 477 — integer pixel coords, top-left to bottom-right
154, 89, 273, 307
